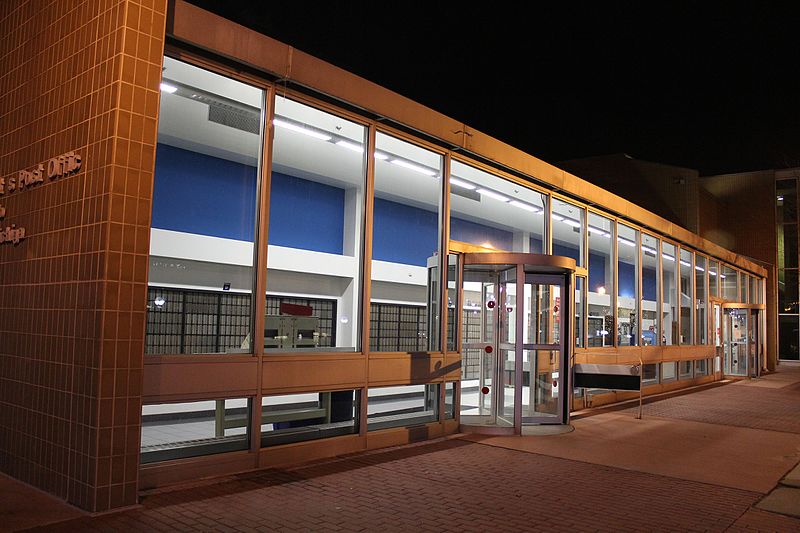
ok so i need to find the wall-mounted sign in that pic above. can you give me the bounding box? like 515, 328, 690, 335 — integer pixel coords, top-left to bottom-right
0, 151, 83, 246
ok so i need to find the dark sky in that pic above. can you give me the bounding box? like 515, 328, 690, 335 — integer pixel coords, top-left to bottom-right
186, 2, 800, 175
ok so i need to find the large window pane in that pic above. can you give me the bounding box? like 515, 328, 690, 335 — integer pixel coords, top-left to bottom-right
721, 265, 738, 301
661, 242, 677, 345
779, 315, 799, 360
449, 160, 546, 253
696, 255, 707, 344
575, 277, 585, 348
679, 248, 694, 344
260, 391, 358, 447
588, 213, 613, 347
777, 178, 797, 223
617, 224, 639, 346
141, 399, 250, 463
641, 234, 659, 345
367, 385, 439, 430
371, 134, 443, 352
779, 269, 799, 313
779, 224, 799, 269
266, 97, 366, 352
552, 198, 585, 266
708, 260, 719, 298
147, 58, 264, 354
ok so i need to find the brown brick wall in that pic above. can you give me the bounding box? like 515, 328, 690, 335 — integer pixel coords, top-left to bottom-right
0, 0, 165, 512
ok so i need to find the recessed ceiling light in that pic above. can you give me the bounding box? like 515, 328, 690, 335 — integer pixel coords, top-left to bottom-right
477, 188, 510, 202
390, 159, 437, 176
273, 118, 332, 141
160, 82, 178, 93
450, 177, 476, 190
335, 140, 363, 153
509, 200, 538, 211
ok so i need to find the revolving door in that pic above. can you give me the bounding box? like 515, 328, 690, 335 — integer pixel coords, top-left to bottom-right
458, 253, 575, 433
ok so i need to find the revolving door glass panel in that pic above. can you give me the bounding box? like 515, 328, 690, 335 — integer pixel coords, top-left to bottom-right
522, 276, 564, 423
460, 265, 517, 427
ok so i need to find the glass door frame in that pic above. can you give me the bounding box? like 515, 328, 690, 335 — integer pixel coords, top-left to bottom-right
720, 302, 766, 378
459, 252, 576, 434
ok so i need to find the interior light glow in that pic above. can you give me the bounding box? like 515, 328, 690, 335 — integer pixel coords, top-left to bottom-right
679, 260, 691, 267
642, 245, 658, 255
720, 274, 727, 279
588, 225, 611, 238
390, 158, 437, 176
160, 82, 178, 93
617, 237, 636, 247
374, 151, 390, 160
273, 118, 333, 141
778, 195, 785, 201
662, 253, 675, 261
551, 213, 565, 221
509, 200, 538, 212
335, 140, 363, 153
477, 188, 510, 202
597, 286, 606, 295
695, 266, 706, 272
563, 218, 582, 228
450, 177, 476, 190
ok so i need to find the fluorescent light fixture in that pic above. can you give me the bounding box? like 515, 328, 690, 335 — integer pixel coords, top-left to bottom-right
662, 253, 675, 261
564, 218, 581, 228
695, 266, 706, 272
709, 270, 717, 276
617, 237, 635, 247
720, 274, 727, 279
273, 118, 333, 141
778, 195, 785, 201
509, 200, 538, 212
160, 82, 178, 93
588, 225, 611, 238
450, 177, 476, 190
477, 188, 510, 202
642, 245, 658, 255
335, 140, 363, 153
374, 151, 389, 160
679, 260, 691, 267
390, 158, 437, 176
551, 213, 565, 221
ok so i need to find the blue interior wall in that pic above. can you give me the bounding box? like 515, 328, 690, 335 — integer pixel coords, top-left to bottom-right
152, 144, 257, 241
451, 218, 513, 252
553, 241, 580, 264
372, 197, 439, 266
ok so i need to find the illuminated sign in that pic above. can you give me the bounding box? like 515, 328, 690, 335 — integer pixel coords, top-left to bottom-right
0, 151, 83, 246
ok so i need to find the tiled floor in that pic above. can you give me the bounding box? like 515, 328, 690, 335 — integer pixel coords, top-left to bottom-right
7, 364, 800, 532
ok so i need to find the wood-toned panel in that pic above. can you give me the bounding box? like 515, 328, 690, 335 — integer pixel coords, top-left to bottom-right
139, 451, 255, 490
365, 423, 447, 450
258, 435, 365, 469
261, 357, 365, 393
443, 354, 463, 381
368, 354, 447, 385
143, 360, 258, 401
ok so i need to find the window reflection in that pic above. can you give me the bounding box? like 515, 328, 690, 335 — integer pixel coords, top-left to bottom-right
617, 224, 639, 346
641, 234, 659, 345
588, 213, 613, 347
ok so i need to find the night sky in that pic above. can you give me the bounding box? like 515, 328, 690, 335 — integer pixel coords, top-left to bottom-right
186, 2, 800, 176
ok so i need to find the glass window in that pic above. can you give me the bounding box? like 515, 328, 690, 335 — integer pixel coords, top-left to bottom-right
678, 360, 693, 380
779, 315, 799, 360
749, 276, 757, 304
446, 254, 459, 352
617, 224, 639, 346
445, 382, 455, 419
779, 224, 799, 269
449, 160, 546, 253
575, 277, 585, 348
367, 385, 439, 430
551, 198, 585, 266
695, 255, 707, 344
641, 234, 659, 346
642, 364, 659, 385
779, 270, 799, 313
661, 242, 678, 345
695, 359, 709, 376
721, 265, 738, 301
679, 249, 694, 344
588, 213, 613, 347
372, 134, 443, 352
147, 58, 265, 354
708, 260, 719, 298
141, 399, 250, 463
661, 361, 677, 381
260, 391, 358, 446
265, 97, 366, 352
777, 178, 797, 223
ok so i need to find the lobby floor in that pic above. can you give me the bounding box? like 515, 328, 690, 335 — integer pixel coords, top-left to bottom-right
4, 363, 800, 532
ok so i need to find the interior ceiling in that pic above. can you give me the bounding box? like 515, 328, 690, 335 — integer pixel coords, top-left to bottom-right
156, 57, 673, 256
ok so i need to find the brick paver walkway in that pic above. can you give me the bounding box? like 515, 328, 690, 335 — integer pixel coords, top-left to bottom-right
14, 364, 800, 532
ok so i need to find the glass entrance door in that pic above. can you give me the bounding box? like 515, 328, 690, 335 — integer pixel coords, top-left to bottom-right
458, 254, 573, 432
723, 308, 748, 376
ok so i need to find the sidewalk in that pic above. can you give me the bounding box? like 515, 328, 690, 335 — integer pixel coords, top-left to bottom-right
3, 363, 800, 532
